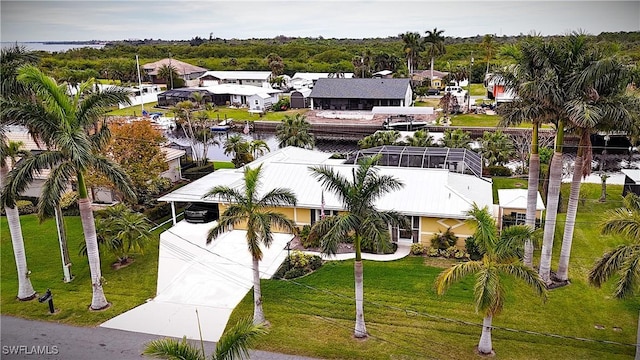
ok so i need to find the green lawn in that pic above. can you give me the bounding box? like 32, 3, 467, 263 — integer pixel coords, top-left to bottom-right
2, 184, 638, 359
226, 182, 639, 359
469, 83, 486, 96
449, 113, 500, 127
0, 215, 166, 325
107, 102, 308, 122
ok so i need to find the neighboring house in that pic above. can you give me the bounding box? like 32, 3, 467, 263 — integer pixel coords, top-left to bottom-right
143, 59, 207, 86
622, 169, 640, 196
372, 70, 393, 78
157, 88, 214, 107
158, 146, 494, 246
412, 69, 448, 89
309, 78, 413, 110
197, 71, 273, 88
290, 72, 355, 90
92, 146, 186, 204
290, 88, 312, 109
484, 73, 517, 103
197, 84, 281, 111
497, 189, 545, 229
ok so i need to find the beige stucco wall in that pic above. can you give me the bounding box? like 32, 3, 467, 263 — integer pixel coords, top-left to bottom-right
419, 217, 474, 247
501, 207, 543, 218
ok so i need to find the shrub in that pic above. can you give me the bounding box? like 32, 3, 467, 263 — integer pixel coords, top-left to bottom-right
427, 247, 440, 257
431, 228, 458, 250
273, 251, 323, 279
487, 165, 512, 177
411, 243, 428, 255
16, 200, 35, 215
144, 203, 171, 221
308, 256, 323, 270
465, 236, 484, 260
284, 267, 306, 279
299, 225, 320, 248
272, 97, 290, 111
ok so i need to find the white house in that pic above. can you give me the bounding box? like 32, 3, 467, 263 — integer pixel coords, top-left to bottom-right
198, 71, 273, 88
197, 84, 281, 112
290, 72, 355, 90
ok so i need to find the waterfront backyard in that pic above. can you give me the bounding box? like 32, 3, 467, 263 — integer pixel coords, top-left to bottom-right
1, 183, 638, 359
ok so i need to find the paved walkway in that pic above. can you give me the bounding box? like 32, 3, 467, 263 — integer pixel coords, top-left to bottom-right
101, 221, 292, 343
302, 242, 412, 261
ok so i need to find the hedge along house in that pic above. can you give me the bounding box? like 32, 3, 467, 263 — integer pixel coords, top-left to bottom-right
158, 146, 493, 247
309, 78, 412, 110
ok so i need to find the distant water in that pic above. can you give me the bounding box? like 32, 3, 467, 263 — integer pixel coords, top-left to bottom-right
1, 42, 105, 52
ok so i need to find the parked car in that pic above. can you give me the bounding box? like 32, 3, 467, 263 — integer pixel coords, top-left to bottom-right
427, 88, 440, 96
184, 202, 219, 223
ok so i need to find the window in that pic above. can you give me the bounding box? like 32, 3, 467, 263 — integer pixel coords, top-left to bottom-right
515, 212, 526, 225
311, 209, 339, 224
398, 215, 420, 243
255, 100, 259, 105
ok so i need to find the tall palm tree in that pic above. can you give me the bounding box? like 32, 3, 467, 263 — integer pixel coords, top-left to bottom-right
2, 65, 136, 310
435, 204, 547, 355
203, 165, 297, 325
223, 134, 253, 168
441, 128, 472, 149
275, 113, 315, 149
144, 318, 268, 360
249, 140, 270, 159
158, 64, 178, 89
588, 193, 640, 299
424, 28, 446, 86
0, 139, 36, 300
482, 34, 497, 79
309, 155, 408, 338
495, 36, 558, 267
556, 55, 639, 281
479, 130, 514, 167
399, 32, 422, 75
0, 44, 38, 301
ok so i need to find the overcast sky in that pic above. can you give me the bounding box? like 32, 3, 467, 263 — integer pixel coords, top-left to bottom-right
1, 1, 638, 42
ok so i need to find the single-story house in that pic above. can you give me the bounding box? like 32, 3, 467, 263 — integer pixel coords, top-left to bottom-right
157, 88, 214, 107
497, 189, 545, 229
290, 88, 312, 109
158, 146, 494, 246
290, 72, 355, 90
197, 84, 281, 111
198, 71, 274, 88
143, 59, 208, 86
309, 78, 413, 110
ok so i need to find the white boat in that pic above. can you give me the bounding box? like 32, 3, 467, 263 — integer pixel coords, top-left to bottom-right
211, 119, 233, 132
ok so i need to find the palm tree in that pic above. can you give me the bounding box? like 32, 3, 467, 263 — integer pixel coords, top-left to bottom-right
0, 139, 36, 300
275, 113, 315, 149
144, 318, 268, 360
482, 34, 497, 79
424, 28, 446, 87
399, 32, 422, 75
588, 193, 640, 299
309, 155, 408, 338
357, 131, 400, 149
494, 36, 558, 267
158, 64, 178, 89
435, 204, 547, 355
441, 129, 472, 149
223, 134, 253, 168
2, 65, 136, 310
405, 129, 434, 147
556, 56, 640, 281
249, 140, 270, 159
203, 165, 297, 325
0, 44, 38, 301
479, 130, 514, 167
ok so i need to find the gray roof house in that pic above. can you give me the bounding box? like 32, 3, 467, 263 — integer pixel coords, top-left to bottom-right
309, 78, 412, 110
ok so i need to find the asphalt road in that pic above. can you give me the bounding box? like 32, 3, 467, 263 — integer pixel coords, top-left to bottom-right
1, 316, 318, 360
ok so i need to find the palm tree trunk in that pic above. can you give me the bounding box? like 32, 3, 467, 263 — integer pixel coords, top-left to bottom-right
635, 311, 640, 360
77, 172, 109, 310
1, 165, 36, 300
524, 124, 540, 267
430, 58, 435, 86
478, 315, 493, 355
556, 151, 584, 281
354, 260, 367, 338
252, 257, 266, 325
539, 123, 564, 284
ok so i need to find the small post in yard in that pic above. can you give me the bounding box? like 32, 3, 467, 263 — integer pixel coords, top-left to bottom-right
38, 289, 55, 314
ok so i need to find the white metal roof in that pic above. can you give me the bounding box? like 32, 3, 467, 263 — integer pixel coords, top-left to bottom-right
161, 147, 186, 161
158, 147, 493, 218
196, 84, 281, 97
198, 71, 272, 81
371, 106, 434, 115
622, 169, 640, 183
498, 189, 545, 210
291, 72, 355, 81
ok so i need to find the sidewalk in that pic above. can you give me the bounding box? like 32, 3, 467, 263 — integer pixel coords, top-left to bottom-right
302, 242, 411, 261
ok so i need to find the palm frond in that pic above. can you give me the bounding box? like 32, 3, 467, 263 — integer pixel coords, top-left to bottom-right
203, 186, 244, 204
38, 161, 75, 220
143, 336, 204, 360
498, 263, 548, 301
91, 155, 136, 201
17, 65, 73, 121
474, 265, 504, 316
214, 317, 268, 360
495, 225, 533, 261
600, 207, 640, 239
612, 248, 640, 299
1, 151, 65, 207
257, 188, 297, 208
76, 86, 132, 126
206, 206, 247, 243
434, 261, 482, 295
309, 165, 350, 205
588, 244, 638, 288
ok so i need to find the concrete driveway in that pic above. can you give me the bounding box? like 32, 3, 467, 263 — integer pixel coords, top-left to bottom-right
100, 220, 292, 342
